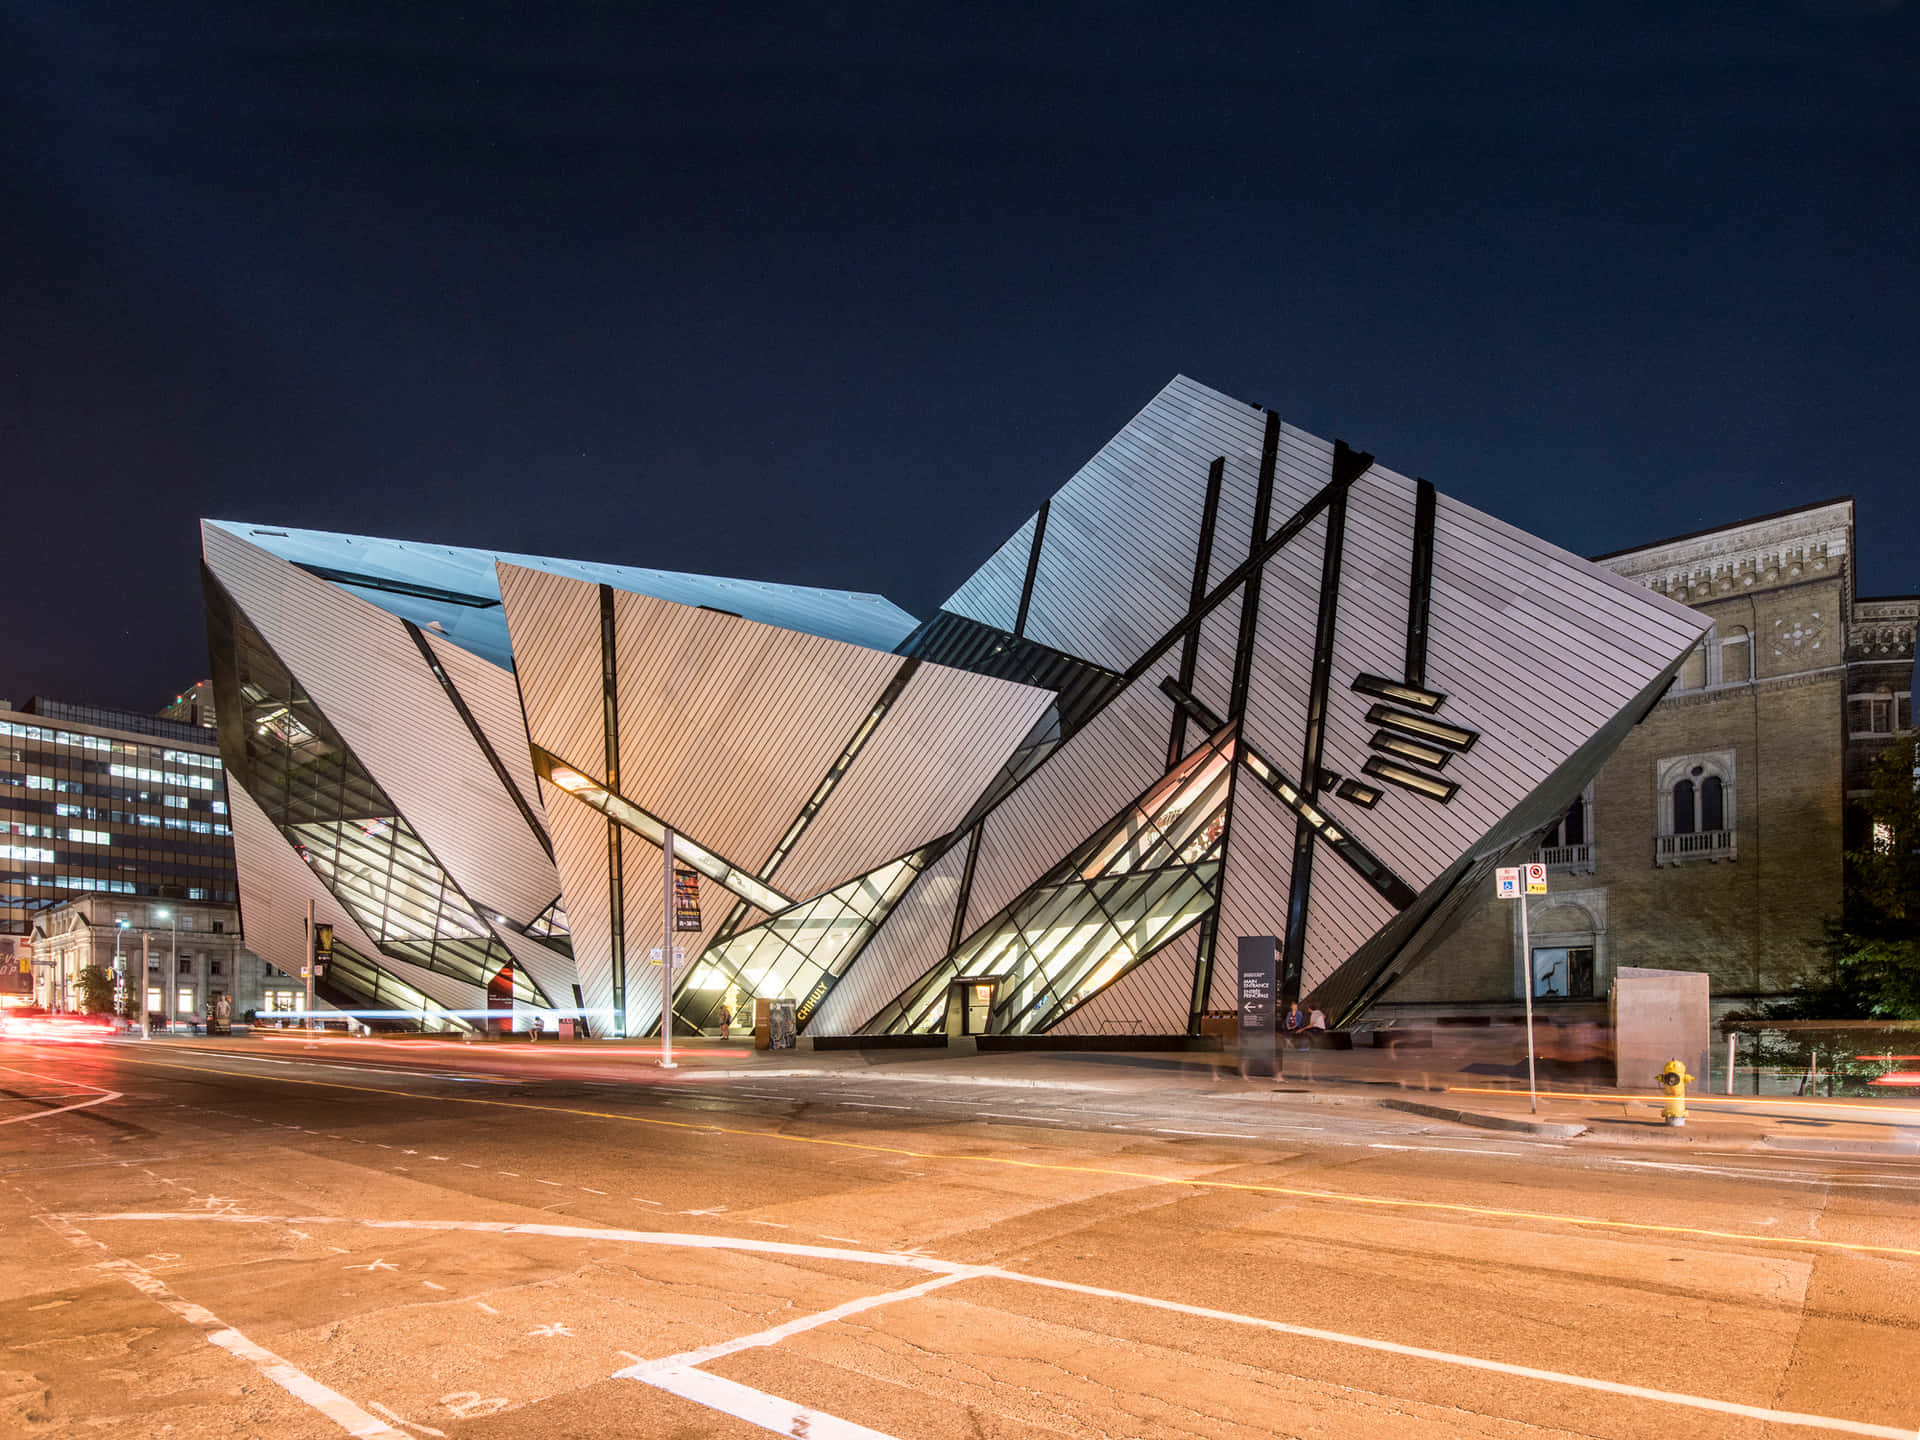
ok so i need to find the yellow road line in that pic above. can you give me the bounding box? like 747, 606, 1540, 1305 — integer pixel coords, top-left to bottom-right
107, 1053, 1920, 1263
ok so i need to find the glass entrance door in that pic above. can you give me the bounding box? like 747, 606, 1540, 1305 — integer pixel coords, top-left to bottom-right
958, 980, 996, 1035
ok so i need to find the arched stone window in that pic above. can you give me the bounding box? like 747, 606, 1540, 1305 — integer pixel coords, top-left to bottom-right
1656, 751, 1737, 864
1537, 784, 1597, 871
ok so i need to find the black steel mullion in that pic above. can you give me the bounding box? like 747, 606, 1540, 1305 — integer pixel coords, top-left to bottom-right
947, 822, 982, 958
1282, 444, 1367, 1006
758, 657, 921, 883
1013, 500, 1051, 641
403, 619, 553, 863
1405, 478, 1437, 688
1168, 456, 1226, 768
599, 584, 626, 1035
1228, 416, 1282, 719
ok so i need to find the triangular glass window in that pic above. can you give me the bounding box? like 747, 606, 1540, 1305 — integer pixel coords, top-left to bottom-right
867, 725, 1235, 1036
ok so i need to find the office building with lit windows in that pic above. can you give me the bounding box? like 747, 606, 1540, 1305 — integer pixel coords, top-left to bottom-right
201, 376, 1708, 1038
0, 696, 238, 934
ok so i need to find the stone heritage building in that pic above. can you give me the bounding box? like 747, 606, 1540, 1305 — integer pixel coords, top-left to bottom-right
29, 893, 295, 1022
1388, 497, 1916, 1015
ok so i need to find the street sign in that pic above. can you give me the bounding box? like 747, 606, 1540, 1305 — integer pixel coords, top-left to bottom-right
1495, 867, 1521, 899
1524, 862, 1548, 894
648, 947, 686, 966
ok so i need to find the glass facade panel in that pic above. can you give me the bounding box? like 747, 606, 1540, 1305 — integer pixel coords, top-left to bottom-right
869, 727, 1234, 1036
675, 851, 932, 1032
205, 570, 548, 1008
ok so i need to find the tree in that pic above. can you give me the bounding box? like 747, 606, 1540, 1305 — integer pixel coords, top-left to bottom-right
75, 965, 116, 1016
1848, 733, 1920, 928
1770, 735, 1920, 1020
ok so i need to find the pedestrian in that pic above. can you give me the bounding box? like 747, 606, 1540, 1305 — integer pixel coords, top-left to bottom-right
1282, 1002, 1305, 1033
718, 1003, 732, 1040
1306, 1007, 1327, 1032
529, 1014, 543, 1043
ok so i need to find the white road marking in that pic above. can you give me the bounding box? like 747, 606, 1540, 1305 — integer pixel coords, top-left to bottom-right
0, 1065, 122, 1126
474, 1301, 499, 1315
422, 1281, 446, 1291
367, 1400, 445, 1437
746, 1220, 789, 1228
84, 1213, 1913, 1439
34, 1213, 404, 1438
816, 1234, 861, 1244
1370, 1143, 1529, 1158
580, 1187, 608, 1195
641, 1368, 901, 1439
840, 1101, 913, 1110
528, 1322, 574, 1337
641, 1367, 902, 1436
1155, 1129, 1255, 1138
620, 1269, 982, 1378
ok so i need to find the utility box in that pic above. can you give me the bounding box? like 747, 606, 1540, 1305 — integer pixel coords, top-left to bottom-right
1611, 967, 1710, 1090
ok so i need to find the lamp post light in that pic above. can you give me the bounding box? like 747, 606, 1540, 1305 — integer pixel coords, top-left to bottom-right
151, 906, 179, 1037
113, 918, 128, 1026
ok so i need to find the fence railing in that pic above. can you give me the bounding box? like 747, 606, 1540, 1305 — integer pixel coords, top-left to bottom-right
1720, 1020, 1920, 1097
1537, 843, 1594, 870
1655, 829, 1735, 864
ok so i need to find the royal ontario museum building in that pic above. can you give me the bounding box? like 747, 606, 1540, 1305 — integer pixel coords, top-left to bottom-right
200, 377, 1708, 1038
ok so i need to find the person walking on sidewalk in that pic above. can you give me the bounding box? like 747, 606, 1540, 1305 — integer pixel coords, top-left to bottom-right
719, 1003, 733, 1041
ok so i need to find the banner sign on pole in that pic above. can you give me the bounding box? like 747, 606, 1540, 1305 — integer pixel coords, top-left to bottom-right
672, 866, 702, 932
313, 923, 334, 958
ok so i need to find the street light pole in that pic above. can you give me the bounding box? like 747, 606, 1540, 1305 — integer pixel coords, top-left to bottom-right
113, 919, 127, 1024
141, 931, 151, 1040
1519, 890, 1538, 1115
304, 899, 316, 1045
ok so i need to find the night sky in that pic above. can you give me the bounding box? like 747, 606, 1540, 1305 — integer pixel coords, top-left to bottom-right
5, 2, 1916, 711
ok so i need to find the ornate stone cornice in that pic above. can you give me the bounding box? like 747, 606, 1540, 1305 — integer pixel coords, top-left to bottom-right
1849, 598, 1918, 663
1595, 501, 1852, 606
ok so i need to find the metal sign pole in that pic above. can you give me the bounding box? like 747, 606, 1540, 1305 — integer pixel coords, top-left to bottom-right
141, 931, 151, 1040
660, 827, 677, 1069
305, 898, 316, 1045
1519, 889, 1538, 1114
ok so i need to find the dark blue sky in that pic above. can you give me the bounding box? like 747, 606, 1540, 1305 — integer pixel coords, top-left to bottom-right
5, 2, 1916, 709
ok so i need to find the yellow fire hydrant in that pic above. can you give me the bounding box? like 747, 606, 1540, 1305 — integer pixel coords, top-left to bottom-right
1656, 1058, 1694, 1126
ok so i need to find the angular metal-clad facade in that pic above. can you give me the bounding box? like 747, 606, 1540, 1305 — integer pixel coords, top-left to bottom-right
203, 375, 1706, 1038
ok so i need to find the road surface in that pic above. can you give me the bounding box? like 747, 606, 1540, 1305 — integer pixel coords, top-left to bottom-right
1, 1035, 1915, 1439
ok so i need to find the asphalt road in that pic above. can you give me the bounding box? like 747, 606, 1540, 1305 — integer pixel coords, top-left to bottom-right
2, 1036, 1917, 1440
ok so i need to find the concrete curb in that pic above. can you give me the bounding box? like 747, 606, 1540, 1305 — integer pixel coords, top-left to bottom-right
1381, 1098, 1587, 1138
